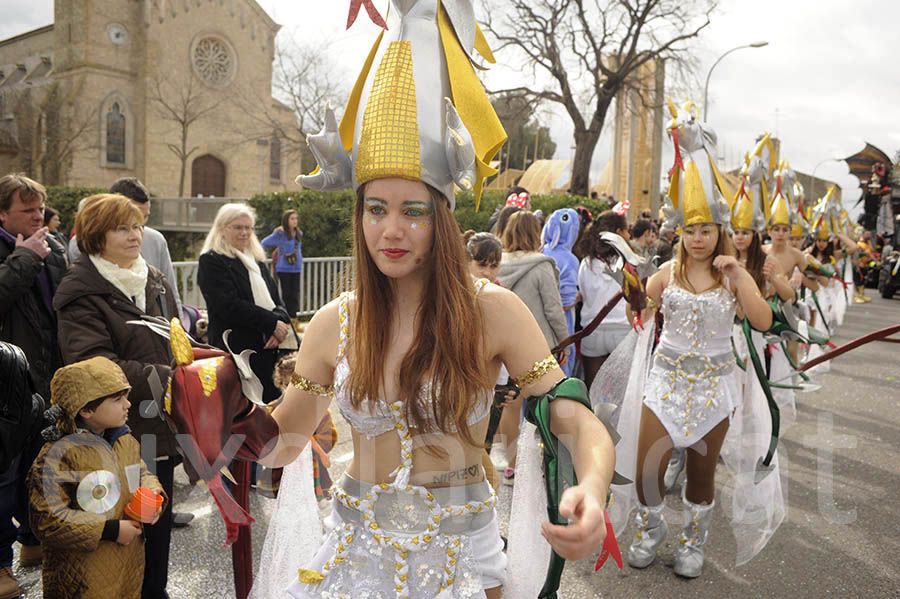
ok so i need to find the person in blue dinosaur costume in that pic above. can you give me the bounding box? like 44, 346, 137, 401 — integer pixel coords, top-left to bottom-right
541, 208, 580, 375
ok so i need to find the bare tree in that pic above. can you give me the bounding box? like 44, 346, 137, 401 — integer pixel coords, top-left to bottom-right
492, 93, 557, 172
224, 35, 347, 178
148, 71, 225, 196
483, 0, 715, 196
3, 76, 99, 185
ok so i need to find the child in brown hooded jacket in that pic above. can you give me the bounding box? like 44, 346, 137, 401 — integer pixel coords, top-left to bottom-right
27, 356, 165, 599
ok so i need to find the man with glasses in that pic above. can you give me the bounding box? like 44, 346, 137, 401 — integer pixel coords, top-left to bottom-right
0, 174, 66, 597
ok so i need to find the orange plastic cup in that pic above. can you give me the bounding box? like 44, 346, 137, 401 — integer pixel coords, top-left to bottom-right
124, 487, 163, 523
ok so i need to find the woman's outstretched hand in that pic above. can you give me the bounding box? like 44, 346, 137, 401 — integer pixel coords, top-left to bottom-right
540, 483, 607, 560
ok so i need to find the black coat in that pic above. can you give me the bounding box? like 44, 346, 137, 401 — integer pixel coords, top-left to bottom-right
0, 235, 66, 400
197, 251, 288, 403
53, 255, 179, 457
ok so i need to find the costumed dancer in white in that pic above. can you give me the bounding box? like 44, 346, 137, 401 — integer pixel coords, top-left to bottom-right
253, 2, 617, 597
718, 135, 788, 565
759, 160, 810, 429
607, 99, 774, 579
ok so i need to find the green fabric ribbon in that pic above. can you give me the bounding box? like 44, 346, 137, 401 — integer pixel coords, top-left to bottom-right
523, 377, 591, 599
809, 290, 832, 336
741, 318, 781, 467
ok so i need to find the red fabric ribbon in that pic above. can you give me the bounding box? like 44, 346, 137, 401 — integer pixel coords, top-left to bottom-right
668, 127, 685, 179
347, 0, 388, 30
594, 510, 623, 570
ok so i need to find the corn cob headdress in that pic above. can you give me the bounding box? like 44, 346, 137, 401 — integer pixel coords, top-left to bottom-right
811, 186, 841, 240
662, 98, 732, 232
298, 0, 506, 211
768, 160, 798, 228
731, 133, 776, 232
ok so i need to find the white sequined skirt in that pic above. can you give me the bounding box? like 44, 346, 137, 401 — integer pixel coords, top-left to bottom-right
643, 345, 739, 447
287, 476, 506, 599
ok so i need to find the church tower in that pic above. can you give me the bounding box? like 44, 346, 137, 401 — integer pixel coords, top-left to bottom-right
53, 0, 147, 76
54, 0, 146, 177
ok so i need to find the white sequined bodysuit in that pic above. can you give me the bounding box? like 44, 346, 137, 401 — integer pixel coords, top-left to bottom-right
288, 281, 502, 599
643, 268, 738, 447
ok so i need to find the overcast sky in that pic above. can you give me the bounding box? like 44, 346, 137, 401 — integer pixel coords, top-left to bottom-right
3, 0, 897, 212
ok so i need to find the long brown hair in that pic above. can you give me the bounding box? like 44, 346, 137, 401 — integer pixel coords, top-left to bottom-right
673, 224, 734, 293
578, 210, 628, 265
347, 184, 491, 446
280, 209, 299, 240
501, 210, 541, 252
738, 231, 766, 291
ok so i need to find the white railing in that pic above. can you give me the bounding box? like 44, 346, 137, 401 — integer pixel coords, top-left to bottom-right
173, 256, 353, 318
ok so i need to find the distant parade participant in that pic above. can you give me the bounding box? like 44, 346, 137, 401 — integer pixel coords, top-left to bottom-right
608, 100, 774, 579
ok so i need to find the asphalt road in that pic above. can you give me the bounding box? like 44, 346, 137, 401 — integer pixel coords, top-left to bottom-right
11, 293, 900, 598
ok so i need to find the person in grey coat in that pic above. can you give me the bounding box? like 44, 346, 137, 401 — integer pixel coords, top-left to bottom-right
494, 211, 569, 485
498, 211, 570, 355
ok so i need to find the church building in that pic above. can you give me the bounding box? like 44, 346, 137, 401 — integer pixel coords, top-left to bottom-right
0, 0, 300, 197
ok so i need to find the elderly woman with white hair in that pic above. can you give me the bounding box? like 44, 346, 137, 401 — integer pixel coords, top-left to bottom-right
198, 203, 292, 403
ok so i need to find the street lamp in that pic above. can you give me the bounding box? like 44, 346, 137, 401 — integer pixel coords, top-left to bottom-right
703, 41, 769, 122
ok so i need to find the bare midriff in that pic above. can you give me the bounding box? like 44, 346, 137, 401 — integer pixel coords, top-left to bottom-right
344, 415, 490, 489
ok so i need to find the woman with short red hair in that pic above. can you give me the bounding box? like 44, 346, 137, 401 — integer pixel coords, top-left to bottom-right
53, 193, 179, 599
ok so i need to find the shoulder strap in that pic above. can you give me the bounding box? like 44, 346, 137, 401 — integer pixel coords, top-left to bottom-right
337, 292, 351, 358
668, 260, 676, 285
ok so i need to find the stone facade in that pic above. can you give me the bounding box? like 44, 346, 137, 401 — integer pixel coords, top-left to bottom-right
610, 58, 665, 219
0, 0, 301, 197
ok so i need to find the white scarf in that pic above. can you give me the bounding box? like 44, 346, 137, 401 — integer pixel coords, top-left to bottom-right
90, 254, 149, 312
234, 249, 276, 310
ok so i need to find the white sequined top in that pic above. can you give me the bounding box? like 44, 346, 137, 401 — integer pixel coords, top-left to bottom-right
332, 286, 492, 439
643, 267, 739, 446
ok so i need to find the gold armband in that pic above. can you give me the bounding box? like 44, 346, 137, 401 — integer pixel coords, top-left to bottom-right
645, 296, 658, 310
514, 355, 560, 388
290, 373, 334, 398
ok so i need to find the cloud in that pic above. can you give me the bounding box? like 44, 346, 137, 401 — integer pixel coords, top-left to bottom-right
0, 5, 53, 41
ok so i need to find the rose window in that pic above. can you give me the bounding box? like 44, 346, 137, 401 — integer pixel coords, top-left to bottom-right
192, 37, 235, 87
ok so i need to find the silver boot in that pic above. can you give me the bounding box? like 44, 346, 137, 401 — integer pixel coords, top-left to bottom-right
663, 448, 686, 492
627, 502, 667, 568
674, 490, 715, 578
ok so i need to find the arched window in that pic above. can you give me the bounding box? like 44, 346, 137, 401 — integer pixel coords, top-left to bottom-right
269, 133, 281, 182
106, 103, 126, 164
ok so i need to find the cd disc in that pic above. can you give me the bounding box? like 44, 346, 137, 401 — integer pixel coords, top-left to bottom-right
76, 470, 121, 514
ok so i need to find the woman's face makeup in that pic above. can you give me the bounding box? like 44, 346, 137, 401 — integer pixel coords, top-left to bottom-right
681, 223, 718, 261
733, 228, 752, 252
362, 178, 435, 280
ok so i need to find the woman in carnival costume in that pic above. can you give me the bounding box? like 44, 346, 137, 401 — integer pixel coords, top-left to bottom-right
252, 2, 617, 598
807, 188, 860, 330
601, 99, 775, 578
